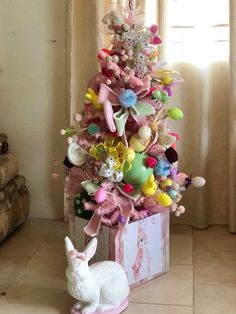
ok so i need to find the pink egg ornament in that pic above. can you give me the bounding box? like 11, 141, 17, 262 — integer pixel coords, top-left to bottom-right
94, 187, 107, 203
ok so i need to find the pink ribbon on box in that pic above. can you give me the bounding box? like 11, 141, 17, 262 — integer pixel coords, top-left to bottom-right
98, 75, 154, 136
83, 189, 134, 237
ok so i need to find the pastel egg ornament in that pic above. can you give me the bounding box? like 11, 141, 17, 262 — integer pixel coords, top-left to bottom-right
156, 192, 172, 207
94, 187, 107, 203
168, 107, 184, 120
123, 152, 154, 186
129, 134, 150, 152
191, 176, 206, 188
67, 143, 86, 166
138, 126, 152, 140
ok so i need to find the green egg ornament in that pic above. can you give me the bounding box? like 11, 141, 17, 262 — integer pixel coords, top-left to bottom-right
168, 108, 184, 120
123, 152, 153, 186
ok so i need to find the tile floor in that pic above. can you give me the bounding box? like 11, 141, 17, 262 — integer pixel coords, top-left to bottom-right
0, 219, 236, 314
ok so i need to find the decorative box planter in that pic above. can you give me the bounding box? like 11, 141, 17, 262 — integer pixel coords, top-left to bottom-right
69, 210, 169, 288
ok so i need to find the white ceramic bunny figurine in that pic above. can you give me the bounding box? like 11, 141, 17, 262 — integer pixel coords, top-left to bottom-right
65, 236, 129, 314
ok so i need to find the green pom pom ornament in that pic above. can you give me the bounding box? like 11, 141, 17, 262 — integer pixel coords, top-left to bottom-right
152, 90, 169, 103
88, 123, 100, 135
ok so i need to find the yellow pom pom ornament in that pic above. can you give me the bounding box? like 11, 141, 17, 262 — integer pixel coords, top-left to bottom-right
157, 192, 173, 207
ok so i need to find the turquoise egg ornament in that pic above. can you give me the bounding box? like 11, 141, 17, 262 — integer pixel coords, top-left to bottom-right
123, 152, 154, 186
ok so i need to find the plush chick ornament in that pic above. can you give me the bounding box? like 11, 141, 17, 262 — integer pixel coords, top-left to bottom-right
142, 174, 157, 196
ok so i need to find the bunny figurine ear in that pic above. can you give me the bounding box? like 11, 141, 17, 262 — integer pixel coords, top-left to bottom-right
65, 236, 75, 260
83, 238, 98, 262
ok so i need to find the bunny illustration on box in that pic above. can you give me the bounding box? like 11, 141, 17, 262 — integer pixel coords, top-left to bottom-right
65, 236, 129, 314
131, 222, 152, 281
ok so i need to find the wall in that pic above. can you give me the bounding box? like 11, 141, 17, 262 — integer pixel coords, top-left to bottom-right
0, 0, 68, 218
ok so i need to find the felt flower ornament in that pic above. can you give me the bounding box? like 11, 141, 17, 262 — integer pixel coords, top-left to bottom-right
89, 137, 135, 174
98, 75, 155, 136
151, 69, 184, 87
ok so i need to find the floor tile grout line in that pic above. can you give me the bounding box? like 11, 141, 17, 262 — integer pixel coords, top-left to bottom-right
193, 248, 236, 254
194, 282, 236, 287
170, 263, 194, 266
129, 301, 193, 307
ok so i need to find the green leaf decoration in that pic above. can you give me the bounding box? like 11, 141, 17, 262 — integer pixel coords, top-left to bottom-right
133, 102, 156, 116
113, 108, 129, 136
81, 180, 99, 196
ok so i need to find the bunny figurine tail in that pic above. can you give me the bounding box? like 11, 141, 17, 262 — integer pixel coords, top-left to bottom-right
70, 298, 129, 314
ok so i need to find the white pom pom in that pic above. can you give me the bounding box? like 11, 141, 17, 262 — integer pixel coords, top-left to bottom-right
67, 137, 73, 144
178, 205, 185, 214
60, 129, 65, 135
121, 55, 128, 61
191, 176, 206, 188
112, 55, 119, 63
175, 210, 181, 217
170, 203, 177, 212
138, 126, 152, 139
74, 113, 82, 122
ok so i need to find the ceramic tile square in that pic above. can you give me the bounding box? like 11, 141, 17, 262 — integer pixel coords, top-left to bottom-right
193, 226, 236, 252
130, 265, 193, 306
0, 232, 42, 257
18, 243, 67, 280
45, 221, 69, 244
0, 256, 29, 293
23, 218, 58, 231
194, 249, 236, 285
125, 303, 193, 314
0, 276, 74, 314
170, 225, 193, 265
194, 283, 236, 314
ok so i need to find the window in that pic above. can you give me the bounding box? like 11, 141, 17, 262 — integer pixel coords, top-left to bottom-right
165, 0, 229, 64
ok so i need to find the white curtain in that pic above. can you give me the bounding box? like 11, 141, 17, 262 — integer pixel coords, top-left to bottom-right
229, 0, 236, 232
157, 0, 235, 232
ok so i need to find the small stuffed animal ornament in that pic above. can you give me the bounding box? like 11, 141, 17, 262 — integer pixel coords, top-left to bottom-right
65, 237, 129, 314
